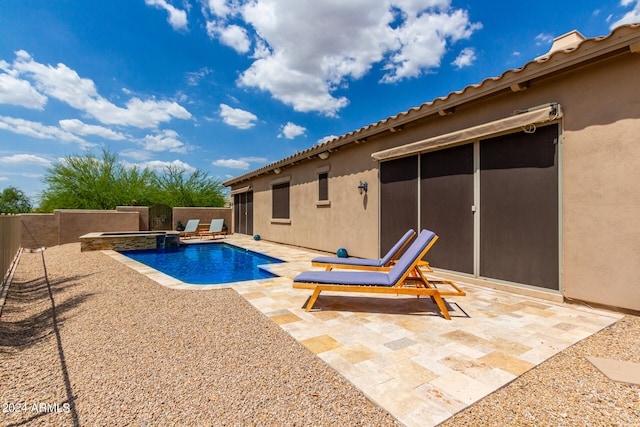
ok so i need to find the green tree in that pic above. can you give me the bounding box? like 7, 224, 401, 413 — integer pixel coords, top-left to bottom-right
39, 148, 227, 211
154, 165, 227, 207
40, 148, 143, 211
0, 186, 32, 213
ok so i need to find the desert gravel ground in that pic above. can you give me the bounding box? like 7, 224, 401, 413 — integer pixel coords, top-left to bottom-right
0, 244, 399, 426
1, 243, 639, 426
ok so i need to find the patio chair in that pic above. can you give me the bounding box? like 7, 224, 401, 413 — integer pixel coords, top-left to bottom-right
311, 229, 430, 272
293, 229, 466, 320
180, 219, 200, 239
199, 219, 226, 240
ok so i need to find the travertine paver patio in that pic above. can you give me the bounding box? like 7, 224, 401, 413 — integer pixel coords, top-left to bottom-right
105, 235, 622, 427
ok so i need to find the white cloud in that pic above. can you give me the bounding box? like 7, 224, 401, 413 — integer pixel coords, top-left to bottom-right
133, 159, 196, 173
140, 129, 188, 153
535, 33, 554, 46
186, 68, 211, 86
213, 158, 250, 169
0, 153, 51, 166
212, 156, 268, 169
611, 0, 640, 28
145, 0, 188, 30
207, 22, 251, 53
381, 9, 482, 83
120, 149, 153, 161
206, 0, 233, 18
279, 122, 306, 139
0, 71, 47, 109
219, 103, 258, 129
451, 47, 476, 69
59, 119, 126, 140
226, 0, 481, 115
0, 116, 91, 146
318, 135, 338, 144
238, 156, 268, 163
239, 54, 350, 116
6, 51, 191, 128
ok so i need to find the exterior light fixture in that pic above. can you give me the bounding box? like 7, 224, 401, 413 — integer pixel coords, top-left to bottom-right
358, 181, 368, 195
274, 168, 282, 174
318, 151, 330, 160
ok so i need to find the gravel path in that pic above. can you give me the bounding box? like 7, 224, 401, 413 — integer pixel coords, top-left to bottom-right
0, 244, 398, 426
1, 243, 638, 426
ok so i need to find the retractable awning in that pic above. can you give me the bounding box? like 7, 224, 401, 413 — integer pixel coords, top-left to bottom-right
371, 103, 562, 161
230, 185, 252, 195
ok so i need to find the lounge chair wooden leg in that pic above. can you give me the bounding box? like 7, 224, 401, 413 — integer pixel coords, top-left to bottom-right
431, 294, 451, 320
305, 288, 322, 312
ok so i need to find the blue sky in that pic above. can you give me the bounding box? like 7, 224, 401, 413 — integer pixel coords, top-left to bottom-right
1, 0, 638, 205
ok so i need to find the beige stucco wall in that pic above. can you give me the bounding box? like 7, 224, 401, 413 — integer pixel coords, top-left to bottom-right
172, 207, 232, 233
231, 49, 640, 311
21, 213, 58, 249
20, 210, 142, 248
20, 207, 233, 249
57, 210, 140, 245
1, 215, 23, 276
246, 142, 380, 258
116, 206, 149, 231
560, 54, 640, 311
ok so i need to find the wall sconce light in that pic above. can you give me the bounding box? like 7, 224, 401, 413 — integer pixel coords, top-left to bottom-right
318, 151, 330, 160
358, 181, 368, 195
274, 167, 282, 174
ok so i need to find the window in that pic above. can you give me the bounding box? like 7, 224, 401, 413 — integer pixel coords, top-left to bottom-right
272, 182, 290, 219
318, 172, 328, 201
316, 165, 331, 207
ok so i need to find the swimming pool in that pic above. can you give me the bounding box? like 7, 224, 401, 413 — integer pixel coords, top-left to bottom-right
120, 243, 283, 284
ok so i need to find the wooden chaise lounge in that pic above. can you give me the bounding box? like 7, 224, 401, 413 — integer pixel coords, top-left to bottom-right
293, 229, 465, 320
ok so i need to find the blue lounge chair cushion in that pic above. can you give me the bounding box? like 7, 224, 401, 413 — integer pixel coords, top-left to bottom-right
295, 229, 436, 287
380, 229, 417, 264
294, 270, 393, 287
387, 229, 435, 284
311, 229, 415, 267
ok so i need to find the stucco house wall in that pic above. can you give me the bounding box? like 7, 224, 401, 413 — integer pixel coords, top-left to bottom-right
560, 53, 640, 311
248, 142, 379, 257
226, 26, 640, 312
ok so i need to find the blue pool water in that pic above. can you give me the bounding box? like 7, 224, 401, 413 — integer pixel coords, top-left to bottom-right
120, 243, 283, 284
